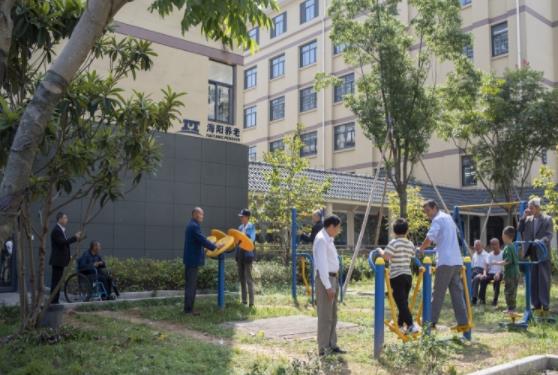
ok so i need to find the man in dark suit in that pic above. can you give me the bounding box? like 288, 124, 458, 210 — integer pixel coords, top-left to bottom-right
300, 210, 323, 244
49, 212, 82, 304
183, 207, 222, 315
518, 198, 554, 311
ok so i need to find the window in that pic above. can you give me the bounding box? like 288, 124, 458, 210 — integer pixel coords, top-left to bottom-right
334, 123, 355, 150
333, 43, 346, 55
299, 40, 317, 67
464, 43, 474, 60
269, 139, 284, 152
460, 0, 472, 6
491, 22, 508, 57
248, 27, 259, 45
248, 146, 257, 162
244, 67, 257, 89
300, 0, 318, 24
208, 61, 234, 124
461, 155, 477, 186
244, 106, 257, 128
299, 87, 317, 112
300, 132, 317, 156
271, 12, 287, 38
334, 212, 347, 246
269, 96, 285, 121
334, 73, 354, 102
269, 54, 285, 79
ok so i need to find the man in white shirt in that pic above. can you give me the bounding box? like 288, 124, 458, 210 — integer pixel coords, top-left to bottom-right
419, 200, 468, 330
480, 238, 504, 306
313, 214, 344, 356
470, 240, 489, 305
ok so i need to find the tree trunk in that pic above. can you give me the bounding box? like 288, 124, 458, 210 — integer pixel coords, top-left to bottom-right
398, 185, 408, 219
0, 0, 15, 87
0, 0, 128, 246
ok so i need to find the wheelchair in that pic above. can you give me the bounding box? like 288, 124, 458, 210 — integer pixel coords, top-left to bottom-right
64, 267, 119, 303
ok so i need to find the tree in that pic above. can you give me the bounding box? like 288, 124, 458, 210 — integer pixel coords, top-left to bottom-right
315, 0, 472, 218
440, 67, 558, 219
0, 0, 277, 247
249, 124, 331, 263
387, 186, 429, 244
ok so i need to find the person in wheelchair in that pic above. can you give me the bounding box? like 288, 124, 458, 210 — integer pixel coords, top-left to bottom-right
77, 240, 117, 300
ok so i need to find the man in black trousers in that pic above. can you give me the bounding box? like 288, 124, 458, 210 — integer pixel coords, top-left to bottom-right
183, 207, 222, 315
49, 212, 82, 304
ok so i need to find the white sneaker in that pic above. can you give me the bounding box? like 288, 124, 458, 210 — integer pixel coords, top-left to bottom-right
406, 324, 420, 335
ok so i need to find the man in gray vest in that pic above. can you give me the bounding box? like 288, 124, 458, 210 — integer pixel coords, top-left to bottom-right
518, 197, 553, 311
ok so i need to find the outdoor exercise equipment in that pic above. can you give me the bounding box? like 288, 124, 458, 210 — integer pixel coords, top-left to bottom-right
228, 229, 255, 251
499, 200, 556, 329
371, 250, 474, 358
290, 208, 344, 303
204, 228, 255, 310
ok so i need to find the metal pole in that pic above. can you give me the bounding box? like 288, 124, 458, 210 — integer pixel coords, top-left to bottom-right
463, 256, 473, 341
338, 255, 344, 303
291, 208, 298, 301
515, 0, 522, 68
422, 256, 432, 334
217, 254, 225, 309
374, 257, 385, 359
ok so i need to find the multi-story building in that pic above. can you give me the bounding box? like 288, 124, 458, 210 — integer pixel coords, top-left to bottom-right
241, 0, 558, 189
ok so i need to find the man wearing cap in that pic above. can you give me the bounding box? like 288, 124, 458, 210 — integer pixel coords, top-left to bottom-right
236, 209, 256, 307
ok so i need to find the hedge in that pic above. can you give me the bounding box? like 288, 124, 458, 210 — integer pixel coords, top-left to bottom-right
105, 254, 374, 292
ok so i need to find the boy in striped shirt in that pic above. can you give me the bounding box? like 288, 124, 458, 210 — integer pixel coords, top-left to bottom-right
379, 218, 420, 335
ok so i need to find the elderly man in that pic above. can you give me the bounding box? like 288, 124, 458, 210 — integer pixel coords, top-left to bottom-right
419, 200, 468, 330
78, 240, 116, 299
519, 197, 553, 312
470, 240, 489, 305
183, 207, 223, 315
313, 214, 345, 356
480, 238, 504, 306
301, 209, 323, 244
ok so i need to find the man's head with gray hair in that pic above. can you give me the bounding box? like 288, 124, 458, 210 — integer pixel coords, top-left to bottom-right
192, 207, 205, 222
473, 239, 484, 253
489, 238, 501, 253
527, 197, 542, 217
312, 209, 322, 223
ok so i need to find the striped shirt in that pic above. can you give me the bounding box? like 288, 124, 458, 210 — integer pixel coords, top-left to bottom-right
384, 237, 415, 278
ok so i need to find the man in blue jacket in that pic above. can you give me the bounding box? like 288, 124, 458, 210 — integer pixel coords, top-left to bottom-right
184, 207, 222, 315
236, 209, 256, 307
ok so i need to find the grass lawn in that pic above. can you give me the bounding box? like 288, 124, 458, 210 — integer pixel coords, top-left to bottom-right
2, 278, 558, 374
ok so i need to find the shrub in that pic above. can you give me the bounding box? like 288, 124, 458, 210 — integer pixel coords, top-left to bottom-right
105, 257, 292, 292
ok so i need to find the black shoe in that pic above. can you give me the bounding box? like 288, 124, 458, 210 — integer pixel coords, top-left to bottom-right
331, 347, 347, 354
492, 300, 498, 306
472, 299, 477, 306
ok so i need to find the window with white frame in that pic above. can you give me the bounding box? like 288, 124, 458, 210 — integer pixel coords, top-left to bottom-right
244, 106, 257, 128
334, 73, 354, 102
271, 12, 287, 38
300, 0, 318, 24
248, 146, 257, 161
244, 66, 257, 89
299, 87, 317, 112
270, 96, 285, 121
299, 40, 317, 67
300, 132, 318, 156
491, 22, 508, 57
334, 123, 355, 150
461, 155, 477, 186
208, 60, 234, 124
269, 54, 285, 79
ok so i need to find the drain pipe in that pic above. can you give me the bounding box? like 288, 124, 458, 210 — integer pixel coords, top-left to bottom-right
321, 0, 327, 169
515, 0, 521, 68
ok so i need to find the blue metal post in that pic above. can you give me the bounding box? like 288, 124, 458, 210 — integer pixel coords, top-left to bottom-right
463, 256, 472, 341
374, 257, 385, 359
521, 262, 533, 324
291, 208, 298, 301
217, 254, 225, 309
338, 255, 344, 303
422, 256, 432, 334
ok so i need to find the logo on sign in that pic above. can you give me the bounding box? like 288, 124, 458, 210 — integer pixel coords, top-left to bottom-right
181, 119, 200, 135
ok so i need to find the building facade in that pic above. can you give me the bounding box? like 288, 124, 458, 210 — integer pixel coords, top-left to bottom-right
240, 0, 558, 188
